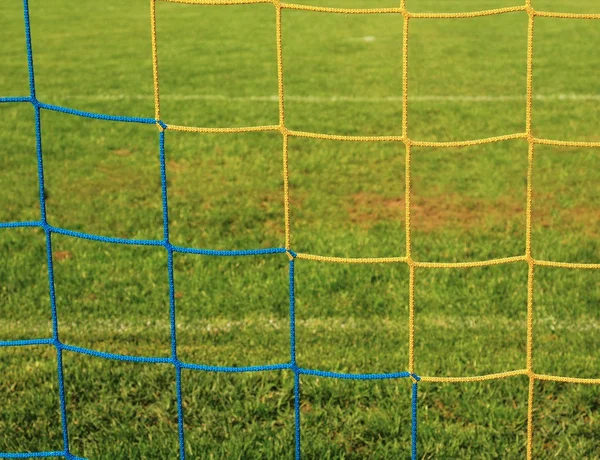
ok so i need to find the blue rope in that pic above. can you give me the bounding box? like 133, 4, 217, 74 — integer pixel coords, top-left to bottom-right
33, 106, 46, 221
289, 260, 302, 460
0, 338, 54, 347
26, 224, 289, 255
294, 371, 302, 460
0, 339, 420, 380
0, 221, 42, 228
0, 96, 31, 104
35, 101, 156, 125
60, 343, 172, 364
0, 452, 67, 459
54, 341, 71, 459
298, 368, 414, 380
48, 225, 163, 247
159, 131, 170, 246
289, 260, 297, 368
159, 130, 187, 460
174, 366, 185, 460
171, 245, 287, 256
179, 362, 292, 373
0, 1, 420, 458
22, 0, 72, 455
0, 452, 86, 460
412, 382, 418, 460
22, 0, 35, 101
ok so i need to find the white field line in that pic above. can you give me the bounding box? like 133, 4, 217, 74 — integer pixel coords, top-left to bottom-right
25, 315, 597, 333
45, 93, 600, 103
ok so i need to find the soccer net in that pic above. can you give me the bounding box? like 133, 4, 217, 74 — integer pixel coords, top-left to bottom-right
1, 0, 599, 459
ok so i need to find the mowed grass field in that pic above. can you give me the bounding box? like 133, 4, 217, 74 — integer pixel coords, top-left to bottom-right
1, 0, 599, 458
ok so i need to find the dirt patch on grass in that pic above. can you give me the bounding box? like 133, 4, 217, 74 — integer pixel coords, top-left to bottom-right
534, 206, 599, 236
348, 191, 599, 235
565, 207, 600, 232
347, 192, 404, 227
53, 250, 72, 262
348, 191, 526, 232
112, 148, 133, 157
167, 159, 187, 173
412, 195, 527, 233
532, 193, 599, 236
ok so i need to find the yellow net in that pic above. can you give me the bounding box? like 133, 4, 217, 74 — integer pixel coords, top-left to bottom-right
149, 1, 600, 458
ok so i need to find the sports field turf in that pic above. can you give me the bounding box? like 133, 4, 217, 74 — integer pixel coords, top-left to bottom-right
0, 0, 599, 458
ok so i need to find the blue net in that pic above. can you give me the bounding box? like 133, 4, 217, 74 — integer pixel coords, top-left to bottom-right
0, 1, 420, 458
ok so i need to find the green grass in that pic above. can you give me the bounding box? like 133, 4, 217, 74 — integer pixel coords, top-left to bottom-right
1, 0, 599, 458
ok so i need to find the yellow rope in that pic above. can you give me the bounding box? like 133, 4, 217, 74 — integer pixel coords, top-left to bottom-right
282, 131, 291, 250
156, 128, 600, 149
150, 0, 161, 125
287, 130, 404, 142
281, 3, 402, 14
412, 132, 527, 148
524, 9, 536, 457
420, 370, 600, 385
291, 255, 599, 269
420, 369, 528, 383
414, 255, 526, 269
167, 124, 280, 133
148, 2, 600, 456
410, 6, 527, 19
535, 260, 600, 269
401, 11, 416, 379
295, 253, 407, 264
408, 263, 415, 375
275, 1, 285, 128
160, 0, 271, 5
273, 0, 292, 251
534, 137, 600, 148
534, 373, 600, 384
535, 10, 600, 19
527, 375, 535, 458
